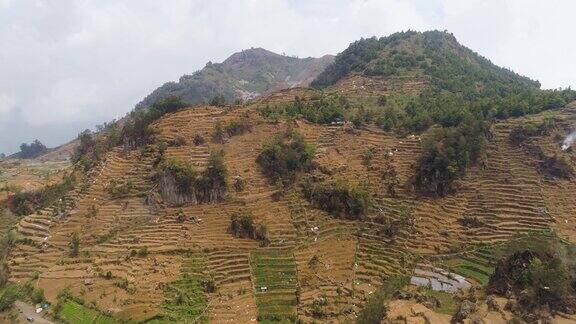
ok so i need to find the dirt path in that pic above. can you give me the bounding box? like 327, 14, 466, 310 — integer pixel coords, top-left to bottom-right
13, 301, 53, 324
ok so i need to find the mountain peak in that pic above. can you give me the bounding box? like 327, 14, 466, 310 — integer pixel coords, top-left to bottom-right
136, 48, 333, 109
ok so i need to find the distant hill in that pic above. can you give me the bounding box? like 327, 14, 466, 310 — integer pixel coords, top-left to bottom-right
136, 48, 334, 109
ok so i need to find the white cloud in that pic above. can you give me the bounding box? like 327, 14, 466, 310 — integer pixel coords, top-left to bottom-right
0, 93, 16, 124
0, 0, 575, 154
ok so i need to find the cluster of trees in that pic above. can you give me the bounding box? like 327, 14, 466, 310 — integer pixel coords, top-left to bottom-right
311, 31, 421, 88
72, 96, 189, 171
260, 95, 348, 124
256, 130, 316, 186
159, 150, 227, 203
487, 235, 576, 319
301, 178, 371, 220
7, 174, 76, 216
228, 211, 269, 246
122, 96, 188, 147
413, 119, 488, 196
17, 140, 47, 159
209, 94, 227, 106
0, 280, 45, 312
72, 124, 121, 171
366, 51, 425, 77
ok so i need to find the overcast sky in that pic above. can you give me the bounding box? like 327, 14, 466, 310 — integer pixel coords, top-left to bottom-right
1, 0, 575, 154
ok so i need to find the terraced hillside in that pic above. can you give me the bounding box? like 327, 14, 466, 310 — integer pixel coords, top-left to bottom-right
4, 31, 576, 323
2, 99, 574, 322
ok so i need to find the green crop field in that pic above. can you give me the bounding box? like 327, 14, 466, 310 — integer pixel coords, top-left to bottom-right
147, 254, 210, 323
59, 301, 118, 324
251, 250, 297, 323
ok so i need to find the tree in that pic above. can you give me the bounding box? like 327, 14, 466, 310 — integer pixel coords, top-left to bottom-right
18, 139, 47, 159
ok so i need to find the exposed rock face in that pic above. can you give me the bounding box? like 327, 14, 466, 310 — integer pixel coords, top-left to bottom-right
158, 172, 226, 205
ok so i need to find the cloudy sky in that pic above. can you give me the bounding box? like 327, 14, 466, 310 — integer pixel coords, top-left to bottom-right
0, 0, 574, 154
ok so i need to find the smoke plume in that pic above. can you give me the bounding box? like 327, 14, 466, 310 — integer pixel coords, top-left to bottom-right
561, 130, 576, 151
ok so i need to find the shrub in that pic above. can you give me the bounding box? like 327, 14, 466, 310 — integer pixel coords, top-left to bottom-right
362, 147, 375, 168
212, 121, 226, 143
225, 118, 252, 137
0, 285, 19, 311
106, 180, 135, 198
539, 154, 574, 179
233, 176, 245, 192
201, 277, 216, 293
302, 178, 371, 220
137, 247, 148, 257
256, 130, 315, 186
381, 153, 399, 197
69, 232, 80, 257
375, 205, 414, 238
0, 231, 15, 288
193, 133, 205, 146
195, 150, 227, 202
459, 215, 485, 228
31, 288, 45, 304
169, 135, 187, 147
377, 95, 387, 107
210, 117, 253, 143
509, 124, 540, 146
176, 208, 186, 222
228, 211, 269, 246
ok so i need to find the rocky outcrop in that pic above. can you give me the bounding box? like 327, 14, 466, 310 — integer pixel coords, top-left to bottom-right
158, 172, 226, 205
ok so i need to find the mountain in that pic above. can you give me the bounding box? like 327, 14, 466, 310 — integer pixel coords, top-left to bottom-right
311, 30, 539, 92
2, 31, 576, 323
136, 48, 334, 109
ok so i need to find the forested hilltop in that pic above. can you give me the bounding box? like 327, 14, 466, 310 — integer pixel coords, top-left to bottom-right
306, 30, 576, 195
